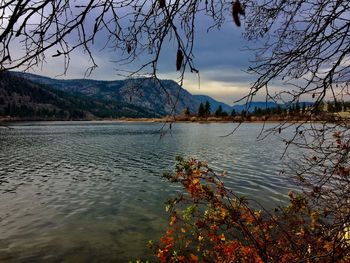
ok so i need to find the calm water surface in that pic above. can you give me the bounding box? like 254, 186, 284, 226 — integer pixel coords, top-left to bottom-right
0, 122, 297, 262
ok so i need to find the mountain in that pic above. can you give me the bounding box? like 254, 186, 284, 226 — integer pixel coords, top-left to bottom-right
232, 101, 280, 113
11, 72, 201, 115
193, 95, 232, 113
0, 72, 161, 120
6, 71, 313, 118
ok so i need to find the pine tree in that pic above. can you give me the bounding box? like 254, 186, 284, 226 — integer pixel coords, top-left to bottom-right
276, 105, 282, 115
295, 102, 301, 114
198, 103, 205, 117
204, 101, 211, 117
302, 103, 306, 114
184, 107, 190, 116
231, 109, 236, 117
215, 105, 223, 117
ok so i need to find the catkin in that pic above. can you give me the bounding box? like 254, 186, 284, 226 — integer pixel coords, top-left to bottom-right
159, 0, 165, 8
176, 49, 183, 71
232, 0, 245, 27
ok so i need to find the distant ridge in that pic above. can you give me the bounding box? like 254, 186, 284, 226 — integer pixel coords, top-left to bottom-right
7, 71, 313, 118
11, 71, 201, 115
11, 72, 240, 115
0, 71, 161, 120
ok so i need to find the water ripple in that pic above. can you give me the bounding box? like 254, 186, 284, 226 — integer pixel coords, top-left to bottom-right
0, 122, 297, 262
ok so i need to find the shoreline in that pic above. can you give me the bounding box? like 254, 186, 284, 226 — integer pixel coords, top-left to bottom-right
1, 115, 347, 124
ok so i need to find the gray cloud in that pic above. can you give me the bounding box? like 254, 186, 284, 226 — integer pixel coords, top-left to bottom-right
18, 11, 265, 104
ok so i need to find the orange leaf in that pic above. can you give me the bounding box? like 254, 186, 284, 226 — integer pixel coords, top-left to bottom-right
190, 253, 198, 262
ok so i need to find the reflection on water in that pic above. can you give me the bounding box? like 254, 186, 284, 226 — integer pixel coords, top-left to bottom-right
0, 122, 296, 262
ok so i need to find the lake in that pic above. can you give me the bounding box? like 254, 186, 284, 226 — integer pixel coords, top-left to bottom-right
0, 122, 298, 262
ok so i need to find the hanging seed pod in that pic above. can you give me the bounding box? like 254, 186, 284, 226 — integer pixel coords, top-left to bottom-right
232, 0, 245, 27
159, 0, 165, 9
176, 49, 183, 71
236, 1, 245, 16
127, 44, 132, 54
232, 12, 240, 27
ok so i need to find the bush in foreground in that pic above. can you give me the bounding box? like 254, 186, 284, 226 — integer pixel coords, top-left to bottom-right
152, 157, 349, 262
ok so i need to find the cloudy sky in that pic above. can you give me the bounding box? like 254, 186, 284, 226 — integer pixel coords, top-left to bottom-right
17, 5, 264, 105
7, 1, 346, 105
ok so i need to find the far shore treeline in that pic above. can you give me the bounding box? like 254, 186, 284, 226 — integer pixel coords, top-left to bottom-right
176, 99, 350, 123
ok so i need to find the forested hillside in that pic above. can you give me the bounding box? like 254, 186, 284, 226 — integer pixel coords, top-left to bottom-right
0, 72, 161, 120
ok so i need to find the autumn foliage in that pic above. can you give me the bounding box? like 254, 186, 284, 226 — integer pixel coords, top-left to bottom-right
152, 157, 350, 262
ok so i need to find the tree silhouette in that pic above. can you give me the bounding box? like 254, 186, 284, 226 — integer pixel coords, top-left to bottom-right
215, 105, 223, 117
183, 107, 190, 116
302, 103, 306, 114
295, 102, 301, 115
204, 101, 211, 117
230, 108, 236, 117
197, 103, 205, 117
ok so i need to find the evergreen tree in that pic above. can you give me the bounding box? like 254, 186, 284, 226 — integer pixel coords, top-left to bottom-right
266, 107, 271, 115
184, 107, 190, 116
289, 104, 295, 115
215, 105, 223, 117
302, 103, 306, 114
253, 107, 263, 116
335, 100, 343, 112
198, 103, 205, 117
327, 101, 334, 112
295, 102, 301, 114
275, 104, 282, 115
231, 109, 236, 117
204, 101, 211, 117
253, 107, 258, 116
275, 105, 282, 115
282, 107, 287, 115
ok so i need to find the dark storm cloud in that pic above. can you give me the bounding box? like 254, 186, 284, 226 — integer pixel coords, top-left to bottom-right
18, 8, 267, 104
